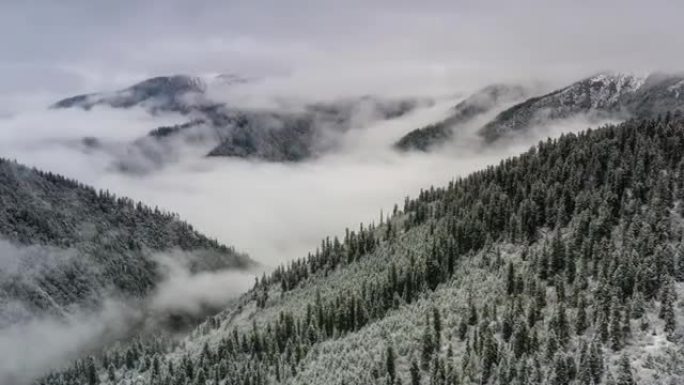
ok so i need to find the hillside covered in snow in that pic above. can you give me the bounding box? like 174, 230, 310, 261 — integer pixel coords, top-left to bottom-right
397, 72, 684, 152
480, 72, 684, 141
0, 158, 254, 330
39, 116, 684, 385
394, 84, 530, 152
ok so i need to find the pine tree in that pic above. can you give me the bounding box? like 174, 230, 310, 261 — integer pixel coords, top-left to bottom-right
551, 303, 570, 346
621, 308, 632, 341
589, 342, 604, 384
660, 279, 677, 338
386, 345, 396, 382
610, 300, 623, 350
410, 358, 421, 385
576, 296, 588, 335
616, 355, 635, 385
502, 308, 514, 342
458, 318, 468, 341
631, 292, 645, 319
86, 356, 98, 385
675, 247, 684, 282
433, 307, 442, 344
467, 300, 478, 326
480, 326, 498, 384
551, 353, 568, 385
422, 319, 436, 369
577, 343, 592, 385
545, 333, 559, 360
551, 230, 566, 274
194, 368, 207, 385
152, 354, 161, 379
426, 243, 442, 291
506, 262, 516, 295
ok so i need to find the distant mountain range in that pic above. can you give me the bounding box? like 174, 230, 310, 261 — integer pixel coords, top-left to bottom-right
396, 72, 684, 150
53, 75, 425, 168
54, 72, 684, 162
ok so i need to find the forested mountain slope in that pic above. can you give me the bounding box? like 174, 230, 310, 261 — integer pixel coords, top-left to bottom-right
41, 115, 684, 385
395, 84, 529, 151
479, 72, 684, 141
0, 158, 253, 327
396, 73, 684, 152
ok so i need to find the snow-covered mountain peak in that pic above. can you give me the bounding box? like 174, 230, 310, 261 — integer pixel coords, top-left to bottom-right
556, 72, 646, 109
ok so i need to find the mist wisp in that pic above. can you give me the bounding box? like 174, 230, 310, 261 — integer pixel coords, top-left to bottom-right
0, 243, 256, 385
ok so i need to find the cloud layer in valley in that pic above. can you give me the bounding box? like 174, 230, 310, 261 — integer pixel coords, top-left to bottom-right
0, 89, 611, 267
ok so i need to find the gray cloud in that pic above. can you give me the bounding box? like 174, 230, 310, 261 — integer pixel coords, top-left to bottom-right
2, 0, 683, 101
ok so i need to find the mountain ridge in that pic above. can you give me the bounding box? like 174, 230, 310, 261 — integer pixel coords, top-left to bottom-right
396, 72, 684, 151
479, 72, 684, 141
395, 84, 530, 151
0, 157, 254, 330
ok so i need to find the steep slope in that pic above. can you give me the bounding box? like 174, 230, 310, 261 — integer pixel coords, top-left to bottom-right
40, 116, 684, 385
480, 72, 684, 141
0, 158, 253, 328
53, 76, 423, 165
395, 84, 529, 151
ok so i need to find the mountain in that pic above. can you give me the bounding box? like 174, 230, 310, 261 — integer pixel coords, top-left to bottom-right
41, 116, 684, 385
52, 75, 206, 112
0, 158, 253, 329
396, 72, 684, 152
479, 72, 684, 141
395, 84, 529, 151
205, 98, 420, 161
53, 76, 423, 165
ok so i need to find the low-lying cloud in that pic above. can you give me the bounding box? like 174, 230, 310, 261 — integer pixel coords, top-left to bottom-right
0, 241, 256, 385
0, 85, 612, 268
149, 252, 256, 316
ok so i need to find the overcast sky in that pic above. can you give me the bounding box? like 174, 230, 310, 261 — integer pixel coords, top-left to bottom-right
3, 0, 684, 101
